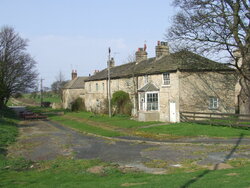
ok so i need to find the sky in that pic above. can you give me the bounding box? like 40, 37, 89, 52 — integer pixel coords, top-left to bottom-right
0, 0, 177, 87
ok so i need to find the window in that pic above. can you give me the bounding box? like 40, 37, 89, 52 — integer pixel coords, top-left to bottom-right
163, 73, 170, 85
209, 97, 219, 109
96, 83, 98, 92
144, 75, 148, 84
147, 93, 158, 111
139, 92, 159, 111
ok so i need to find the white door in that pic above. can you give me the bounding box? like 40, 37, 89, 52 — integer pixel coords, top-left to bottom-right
169, 102, 177, 123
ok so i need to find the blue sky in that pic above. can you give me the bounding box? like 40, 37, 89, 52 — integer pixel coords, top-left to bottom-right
0, 0, 176, 87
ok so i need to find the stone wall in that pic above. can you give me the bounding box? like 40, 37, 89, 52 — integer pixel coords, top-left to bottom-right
84, 78, 137, 114
179, 71, 237, 113
137, 72, 180, 122
62, 88, 85, 109
83, 70, 236, 122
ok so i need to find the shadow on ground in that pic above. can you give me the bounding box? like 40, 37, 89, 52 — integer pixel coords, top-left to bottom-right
180, 133, 244, 188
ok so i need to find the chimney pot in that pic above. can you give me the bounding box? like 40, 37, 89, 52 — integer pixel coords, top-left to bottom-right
156, 41, 169, 58
71, 69, 77, 80
136, 47, 147, 63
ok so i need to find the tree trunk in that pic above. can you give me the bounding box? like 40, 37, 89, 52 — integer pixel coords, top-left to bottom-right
239, 55, 250, 114
0, 97, 5, 111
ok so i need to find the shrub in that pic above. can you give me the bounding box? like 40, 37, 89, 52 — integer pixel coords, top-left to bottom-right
71, 98, 86, 112
41, 101, 51, 108
13, 93, 22, 98
111, 91, 132, 115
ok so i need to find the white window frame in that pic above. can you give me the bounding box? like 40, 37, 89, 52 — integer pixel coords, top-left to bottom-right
209, 97, 219, 109
139, 91, 159, 111
162, 72, 170, 86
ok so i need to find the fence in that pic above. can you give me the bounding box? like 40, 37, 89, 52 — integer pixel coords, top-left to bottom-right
180, 111, 250, 127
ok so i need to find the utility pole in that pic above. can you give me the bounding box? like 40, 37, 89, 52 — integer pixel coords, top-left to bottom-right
40, 78, 44, 107
108, 48, 112, 117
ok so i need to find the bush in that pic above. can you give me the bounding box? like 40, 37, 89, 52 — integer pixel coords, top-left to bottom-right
111, 91, 132, 115
71, 98, 86, 112
41, 101, 51, 108
13, 93, 22, 98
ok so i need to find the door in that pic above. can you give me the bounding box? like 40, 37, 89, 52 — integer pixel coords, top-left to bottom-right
169, 101, 177, 123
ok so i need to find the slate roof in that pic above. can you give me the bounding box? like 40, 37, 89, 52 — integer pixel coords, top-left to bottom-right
85, 50, 234, 82
63, 76, 88, 89
138, 83, 159, 92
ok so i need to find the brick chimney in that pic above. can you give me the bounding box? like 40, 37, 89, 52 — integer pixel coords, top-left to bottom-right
71, 70, 77, 80
135, 47, 147, 63
156, 41, 169, 58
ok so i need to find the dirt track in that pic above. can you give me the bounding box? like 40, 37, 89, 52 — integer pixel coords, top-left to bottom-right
7, 119, 250, 173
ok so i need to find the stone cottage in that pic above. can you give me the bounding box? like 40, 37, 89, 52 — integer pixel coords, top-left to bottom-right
83, 41, 237, 122
62, 70, 88, 109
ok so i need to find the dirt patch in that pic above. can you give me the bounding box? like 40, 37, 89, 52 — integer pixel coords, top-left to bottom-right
87, 166, 104, 174
121, 182, 147, 187
208, 163, 233, 170
118, 165, 141, 173
226, 173, 238, 176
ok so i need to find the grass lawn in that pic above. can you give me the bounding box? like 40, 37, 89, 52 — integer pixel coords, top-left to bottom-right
140, 122, 250, 138
0, 158, 250, 188
23, 93, 61, 103
67, 111, 158, 128
0, 108, 18, 156
51, 115, 123, 137
27, 107, 250, 139
1, 108, 250, 187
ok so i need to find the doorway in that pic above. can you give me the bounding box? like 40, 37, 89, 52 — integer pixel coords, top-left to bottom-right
169, 101, 177, 122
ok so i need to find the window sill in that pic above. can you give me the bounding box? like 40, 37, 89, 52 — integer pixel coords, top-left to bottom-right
162, 85, 170, 88
208, 108, 219, 110
139, 110, 159, 112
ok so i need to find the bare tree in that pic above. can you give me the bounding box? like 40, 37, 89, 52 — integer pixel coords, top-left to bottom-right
0, 26, 38, 110
166, 0, 250, 114
51, 71, 67, 101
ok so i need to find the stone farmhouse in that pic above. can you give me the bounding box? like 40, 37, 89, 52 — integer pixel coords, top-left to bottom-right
63, 41, 237, 122
62, 70, 87, 109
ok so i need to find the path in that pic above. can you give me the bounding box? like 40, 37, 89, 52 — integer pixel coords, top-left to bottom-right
7, 118, 250, 173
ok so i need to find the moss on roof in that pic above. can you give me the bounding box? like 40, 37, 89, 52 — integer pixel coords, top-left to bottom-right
63, 76, 88, 89
86, 50, 234, 81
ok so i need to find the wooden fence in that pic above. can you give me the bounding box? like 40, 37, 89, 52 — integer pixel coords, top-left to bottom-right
180, 111, 250, 128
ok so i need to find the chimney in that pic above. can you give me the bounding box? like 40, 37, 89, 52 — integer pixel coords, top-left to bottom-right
71, 70, 77, 80
94, 70, 100, 75
135, 47, 147, 63
156, 41, 169, 58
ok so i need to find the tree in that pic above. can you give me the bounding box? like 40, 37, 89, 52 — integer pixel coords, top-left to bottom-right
51, 71, 67, 100
111, 90, 132, 115
0, 26, 38, 110
166, 0, 250, 114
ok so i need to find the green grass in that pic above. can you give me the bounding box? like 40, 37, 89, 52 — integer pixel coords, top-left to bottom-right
25, 107, 250, 138
0, 108, 18, 153
140, 122, 250, 138
1, 107, 250, 187
51, 115, 123, 137
0, 158, 250, 188
23, 93, 61, 103
67, 111, 159, 128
